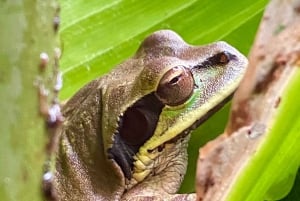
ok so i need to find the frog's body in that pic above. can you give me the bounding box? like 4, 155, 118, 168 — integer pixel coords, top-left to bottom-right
55, 30, 247, 200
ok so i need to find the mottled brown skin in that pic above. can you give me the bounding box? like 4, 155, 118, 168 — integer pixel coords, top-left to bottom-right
55, 30, 247, 200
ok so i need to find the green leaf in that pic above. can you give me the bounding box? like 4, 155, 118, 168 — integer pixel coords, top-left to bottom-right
60, 0, 269, 194
60, 0, 269, 99
280, 169, 300, 201
226, 65, 300, 201
59, 1, 269, 193
58, 0, 300, 200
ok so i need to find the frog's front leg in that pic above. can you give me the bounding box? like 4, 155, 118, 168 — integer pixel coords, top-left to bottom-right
121, 136, 196, 201
123, 178, 196, 201
122, 174, 196, 201
123, 192, 196, 201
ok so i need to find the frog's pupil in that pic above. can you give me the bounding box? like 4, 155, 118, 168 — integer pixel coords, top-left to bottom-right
169, 76, 180, 85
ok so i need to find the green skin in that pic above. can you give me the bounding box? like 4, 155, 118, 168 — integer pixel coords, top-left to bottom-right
55, 30, 248, 200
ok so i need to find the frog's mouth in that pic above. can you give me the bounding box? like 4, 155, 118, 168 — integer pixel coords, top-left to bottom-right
108, 91, 233, 180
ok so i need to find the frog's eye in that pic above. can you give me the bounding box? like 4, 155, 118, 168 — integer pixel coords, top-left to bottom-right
156, 66, 194, 106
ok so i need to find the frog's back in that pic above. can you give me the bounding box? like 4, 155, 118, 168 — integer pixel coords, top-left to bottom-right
55, 79, 125, 200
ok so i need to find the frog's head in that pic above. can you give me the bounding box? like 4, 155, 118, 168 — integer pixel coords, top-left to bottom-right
102, 30, 248, 190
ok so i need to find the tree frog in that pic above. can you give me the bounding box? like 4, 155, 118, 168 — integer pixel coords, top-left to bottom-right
54, 30, 248, 200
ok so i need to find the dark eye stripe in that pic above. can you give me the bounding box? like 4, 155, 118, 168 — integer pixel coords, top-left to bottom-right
193, 51, 237, 69
108, 92, 164, 179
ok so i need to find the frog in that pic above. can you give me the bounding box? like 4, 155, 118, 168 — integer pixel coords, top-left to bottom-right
54, 30, 248, 201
